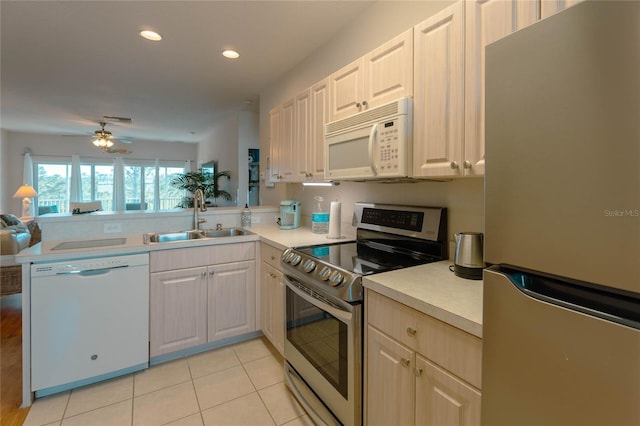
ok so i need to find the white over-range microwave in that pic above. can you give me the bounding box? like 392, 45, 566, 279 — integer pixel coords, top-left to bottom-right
324, 97, 412, 181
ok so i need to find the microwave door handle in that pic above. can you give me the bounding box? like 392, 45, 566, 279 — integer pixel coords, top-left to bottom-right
368, 123, 378, 175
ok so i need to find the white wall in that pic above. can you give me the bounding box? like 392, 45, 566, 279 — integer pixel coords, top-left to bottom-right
2, 130, 198, 215
0, 129, 8, 212
198, 111, 259, 207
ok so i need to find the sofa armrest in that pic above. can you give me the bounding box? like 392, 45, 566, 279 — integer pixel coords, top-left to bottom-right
0, 229, 31, 255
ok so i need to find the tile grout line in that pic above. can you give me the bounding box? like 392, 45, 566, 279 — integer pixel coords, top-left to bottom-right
185, 356, 206, 426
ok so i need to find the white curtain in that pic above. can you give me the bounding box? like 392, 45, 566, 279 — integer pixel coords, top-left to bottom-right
184, 160, 192, 173
153, 158, 160, 210
22, 152, 35, 216
113, 157, 125, 211
69, 154, 82, 202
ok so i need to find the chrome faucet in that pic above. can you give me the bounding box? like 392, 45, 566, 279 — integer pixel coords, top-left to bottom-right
193, 189, 207, 230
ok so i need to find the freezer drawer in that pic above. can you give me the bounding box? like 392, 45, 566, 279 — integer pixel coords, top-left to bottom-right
481, 268, 640, 426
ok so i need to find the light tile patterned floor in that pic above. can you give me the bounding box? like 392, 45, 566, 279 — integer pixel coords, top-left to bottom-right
23, 337, 314, 426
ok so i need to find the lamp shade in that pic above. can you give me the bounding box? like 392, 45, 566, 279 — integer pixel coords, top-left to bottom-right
13, 184, 38, 198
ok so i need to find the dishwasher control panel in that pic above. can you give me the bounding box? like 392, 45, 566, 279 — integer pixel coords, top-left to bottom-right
31, 253, 149, 277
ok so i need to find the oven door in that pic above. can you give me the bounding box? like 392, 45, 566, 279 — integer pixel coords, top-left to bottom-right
284, 275, 362, 426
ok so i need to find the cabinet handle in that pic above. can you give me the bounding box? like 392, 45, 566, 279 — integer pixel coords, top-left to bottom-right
269, 273, 277, 279
450, 161, 459, 169
209, 271, 215, 275
201, 271, 207, 277
406, 327, 417, 337
362, 100, 368, 107
413, 367, 423, 377
400, 358, 410, 368
463, 160, 472, 169
356, 102, 361, 108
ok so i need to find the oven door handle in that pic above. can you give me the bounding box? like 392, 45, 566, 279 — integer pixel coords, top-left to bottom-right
285, 277, 353, 323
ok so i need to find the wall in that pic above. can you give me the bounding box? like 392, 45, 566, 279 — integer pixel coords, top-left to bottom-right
0, 129, 7, 212
258, 0, 482, 254
2, 130, 197, 216
198, 111, 259, 207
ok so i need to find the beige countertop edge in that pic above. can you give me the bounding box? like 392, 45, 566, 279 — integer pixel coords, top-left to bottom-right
363, 261, 484, 338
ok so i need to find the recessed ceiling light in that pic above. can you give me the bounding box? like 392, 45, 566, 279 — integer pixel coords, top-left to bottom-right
222, 50, 240, 59
140, 30, 162, 41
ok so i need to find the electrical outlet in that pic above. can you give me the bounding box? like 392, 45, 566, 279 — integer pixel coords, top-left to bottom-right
104, 222, 122, 233
251, 216, 261, 224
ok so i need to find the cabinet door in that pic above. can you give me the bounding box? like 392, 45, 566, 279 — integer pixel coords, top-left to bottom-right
150, 267, 208, 357
294, 89, 311, 181
413, 2, 465, 178
415, 354, 481, 426
207, 260, 256, 342
465, 0, 539, 176
309, 77, 330, 180
269, 106, 282, 182
541, 0, 585, 18
262, 262, 284, 354
364, 28, 413, 110
330, 57, 364, 121
280, 99, 295, 181
366, 326, 415, 426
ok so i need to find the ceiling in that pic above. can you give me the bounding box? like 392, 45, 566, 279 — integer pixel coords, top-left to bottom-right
1, 1, 373, 144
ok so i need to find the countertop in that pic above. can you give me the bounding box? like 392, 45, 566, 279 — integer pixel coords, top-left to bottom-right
15, 224, 356, 264
363, 261, 483, 338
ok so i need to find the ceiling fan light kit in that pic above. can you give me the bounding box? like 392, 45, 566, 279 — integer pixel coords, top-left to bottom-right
91, 121, 131, 154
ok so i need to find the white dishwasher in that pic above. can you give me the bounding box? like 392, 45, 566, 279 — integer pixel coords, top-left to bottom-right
31, 253, 149, 396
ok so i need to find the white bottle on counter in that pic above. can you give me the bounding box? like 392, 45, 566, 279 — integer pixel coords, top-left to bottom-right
241, 204, 251, 228
312, 196, 329, 234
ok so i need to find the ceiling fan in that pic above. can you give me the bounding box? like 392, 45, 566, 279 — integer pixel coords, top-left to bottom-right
92, 120, 132, 154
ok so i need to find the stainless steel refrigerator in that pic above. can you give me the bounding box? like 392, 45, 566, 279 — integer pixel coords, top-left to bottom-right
483, 2, 640, 425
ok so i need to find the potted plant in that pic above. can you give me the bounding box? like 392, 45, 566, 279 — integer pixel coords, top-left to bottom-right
171, 168, 232, 207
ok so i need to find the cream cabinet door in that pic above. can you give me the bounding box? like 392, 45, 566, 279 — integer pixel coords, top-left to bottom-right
415, 354, 481, 426
207, 260, 256, 342
464, 0, 539, 176
269, 106, 282, 182
330, 57, 365, 122
280, 99, 295, 181
294, 89, 311, 181
413, 1, 465, 178
541, 0, 585, 18
309, 77, 330, 180
363, 28, 413, 111
366, 325, 415, 426
262, 262, 284, 354
150, 267, 208, 357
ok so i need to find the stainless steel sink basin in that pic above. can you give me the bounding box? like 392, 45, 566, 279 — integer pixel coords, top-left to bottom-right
145, 230, 205, 243
202, 228, 248, 238
144, 228, 251, 243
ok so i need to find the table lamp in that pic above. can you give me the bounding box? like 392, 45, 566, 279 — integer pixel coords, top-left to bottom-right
13, 184, 38, 220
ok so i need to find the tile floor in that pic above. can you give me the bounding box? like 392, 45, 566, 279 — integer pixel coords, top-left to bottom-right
23, 337, 314, 426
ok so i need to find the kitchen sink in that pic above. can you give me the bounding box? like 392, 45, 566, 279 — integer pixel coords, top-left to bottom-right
144, 228, 251, 243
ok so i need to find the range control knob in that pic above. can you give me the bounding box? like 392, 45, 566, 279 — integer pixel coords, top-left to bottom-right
282, 252, 293, 263
303, 260, 316, 273
319, 266, 332, 281
290, 254, 302, 266
329, 271, 344, 286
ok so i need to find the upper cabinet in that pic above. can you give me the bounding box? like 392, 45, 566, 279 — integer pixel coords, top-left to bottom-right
330, 29, 413, 122
464, 0, 539, 176
309, 78, 330, 180
541, 0, 585, 18
413, 2, 465, 178
413, 0, 539, 179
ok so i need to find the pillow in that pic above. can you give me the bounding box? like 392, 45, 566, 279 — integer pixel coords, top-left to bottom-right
0, 214, 28, 233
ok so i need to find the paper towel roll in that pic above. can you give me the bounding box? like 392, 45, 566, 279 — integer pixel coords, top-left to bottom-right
328, 201, 341, 239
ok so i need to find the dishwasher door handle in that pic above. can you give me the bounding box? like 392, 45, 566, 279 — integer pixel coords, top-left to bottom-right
56, 265, 129, 276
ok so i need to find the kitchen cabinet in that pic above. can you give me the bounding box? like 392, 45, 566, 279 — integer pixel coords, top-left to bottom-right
293, 89, 311, 181
541, 0, 585, 18
308, 77, 330, 180
464, 0, 539, 176
269, 106, 282, 183
150, 242, 256, 357
329, 29, 413, 121
413, 0, 539, 178
413, 1, 465, 178
365, 289, 482, 426
260, 242, 284, 354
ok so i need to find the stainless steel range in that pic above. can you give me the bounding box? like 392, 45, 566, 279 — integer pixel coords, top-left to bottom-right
282, 203, 448, 426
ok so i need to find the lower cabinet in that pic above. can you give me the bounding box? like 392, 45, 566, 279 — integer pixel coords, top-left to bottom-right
150, 243, 256, 358
365, 289, 482, 426
260, 242, 285, 354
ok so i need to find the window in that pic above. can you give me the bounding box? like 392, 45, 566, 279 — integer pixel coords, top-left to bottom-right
34, 160, 186, 214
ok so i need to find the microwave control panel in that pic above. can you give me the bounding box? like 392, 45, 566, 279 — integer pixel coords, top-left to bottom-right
376, 118, 406, 176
